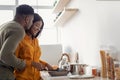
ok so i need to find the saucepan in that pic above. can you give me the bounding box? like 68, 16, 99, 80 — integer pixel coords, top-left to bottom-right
70, 63, 88, 75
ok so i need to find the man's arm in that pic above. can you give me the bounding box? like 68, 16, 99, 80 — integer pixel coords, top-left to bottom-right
0, 28, 26, 70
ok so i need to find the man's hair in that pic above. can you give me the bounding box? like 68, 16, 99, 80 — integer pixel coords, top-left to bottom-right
16, 4, 34, 15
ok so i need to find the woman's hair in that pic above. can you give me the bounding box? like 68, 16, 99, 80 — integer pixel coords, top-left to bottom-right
29, 13, 44, 38
34, 13, 44, 38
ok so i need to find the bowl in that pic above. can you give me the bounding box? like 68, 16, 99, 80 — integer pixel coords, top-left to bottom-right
48, 70, 68, 76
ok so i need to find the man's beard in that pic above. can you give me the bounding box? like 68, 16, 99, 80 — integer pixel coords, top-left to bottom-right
24, 25, 31, 30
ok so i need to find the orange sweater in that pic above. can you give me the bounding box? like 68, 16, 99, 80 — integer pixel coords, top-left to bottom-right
14, 34, 47, 80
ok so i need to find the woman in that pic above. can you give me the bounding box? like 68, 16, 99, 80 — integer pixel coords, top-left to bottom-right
14, 13, 56, 80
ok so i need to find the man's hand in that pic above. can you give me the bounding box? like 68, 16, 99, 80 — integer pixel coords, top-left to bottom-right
31, 61, 45, 71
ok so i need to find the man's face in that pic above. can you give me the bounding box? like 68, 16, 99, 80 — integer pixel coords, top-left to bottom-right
24, 15, 34, 30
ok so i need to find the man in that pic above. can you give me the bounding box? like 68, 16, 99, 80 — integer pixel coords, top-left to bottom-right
0, 4, 34, 80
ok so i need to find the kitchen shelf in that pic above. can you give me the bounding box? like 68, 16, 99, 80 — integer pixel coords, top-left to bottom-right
53, 0, 71, 13
54, 8, 78, 26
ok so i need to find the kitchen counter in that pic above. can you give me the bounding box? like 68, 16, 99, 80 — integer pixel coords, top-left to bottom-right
41, 71, 108, 80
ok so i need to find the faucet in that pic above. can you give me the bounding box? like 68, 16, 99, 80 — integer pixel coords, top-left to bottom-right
58, 53, 70, 71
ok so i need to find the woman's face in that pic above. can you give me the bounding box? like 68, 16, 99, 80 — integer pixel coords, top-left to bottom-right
30, 21, 42, 36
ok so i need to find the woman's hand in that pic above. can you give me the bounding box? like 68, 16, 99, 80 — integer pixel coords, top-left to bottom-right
52, 65, 59, 70
46, 63, 54, 71
31, 61, 59, 71
46, 64, 59, 71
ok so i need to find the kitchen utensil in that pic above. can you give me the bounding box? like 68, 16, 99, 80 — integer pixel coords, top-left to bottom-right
70, 63, 87, 75
48, 69, 69, 76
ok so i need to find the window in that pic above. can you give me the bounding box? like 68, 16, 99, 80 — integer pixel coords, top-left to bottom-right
38, 0, 55, 6
0, 0, 58, 44
18, 0, 37, 6
0, 10, 13, 25
18, 0, 55, 6
38, 28, 57, 44
0, 0, 15, 5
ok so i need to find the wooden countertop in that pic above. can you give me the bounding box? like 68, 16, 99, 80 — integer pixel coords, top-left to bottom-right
41, 71, 108, 80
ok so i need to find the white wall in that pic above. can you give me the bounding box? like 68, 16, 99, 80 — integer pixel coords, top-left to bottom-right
96, 1, 120, 48
60, 0, 120, 67
96, 1, 120, 61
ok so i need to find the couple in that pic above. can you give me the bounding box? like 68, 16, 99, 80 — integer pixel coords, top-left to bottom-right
0, 4, 56, 80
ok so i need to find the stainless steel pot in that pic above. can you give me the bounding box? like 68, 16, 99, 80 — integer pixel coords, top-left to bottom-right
70, 63, 87, 75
